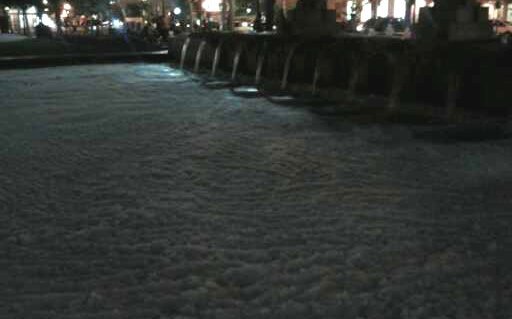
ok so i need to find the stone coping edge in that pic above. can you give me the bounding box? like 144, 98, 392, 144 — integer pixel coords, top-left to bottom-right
0, 50, 169, 69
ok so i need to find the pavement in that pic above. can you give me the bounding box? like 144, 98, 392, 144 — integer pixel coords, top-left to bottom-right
0, 33, 29, 42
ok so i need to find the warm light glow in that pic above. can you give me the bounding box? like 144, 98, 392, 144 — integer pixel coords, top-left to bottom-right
112, 18, 123, 28
63, 3, 72, 10
173, 7, 181, 15
346, 1, 353, 19
42, 0, 48, 5
414, 0, 426, 20
241, 21, 249, 27
361, 2, 372, 22
246, 8, 252, 14
394, 0, 406, 19
4, 6, 10, 11
377, 0, 388, 17
482, 2, 498, 20
201, 0, 221, 12
41, 13, 56, 28
27, 6, 37, 14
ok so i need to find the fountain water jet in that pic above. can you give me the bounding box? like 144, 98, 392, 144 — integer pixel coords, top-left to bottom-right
180, 37, 191, 70
387, 55, 409, 110
231, 44, 243, 82
281, 43, 299, 90
231, 41, 268, 97
255, 41, 268, 86
211, 40, 224, 78
194, 40, 207, 73
312, 49, 324, 95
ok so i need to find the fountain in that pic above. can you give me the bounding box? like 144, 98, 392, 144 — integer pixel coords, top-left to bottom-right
280, 42, 299, 90
254, 41, 268, 86
231, 41, 268, 97
312, 49, 324, 96
347, 54, 368, 100
210, 40, 223, 78
193, 40, 207, 73
179, 37, 191, 70
203, 40, 233, 89
231, 43, 243, 82
387, 56, 409, 110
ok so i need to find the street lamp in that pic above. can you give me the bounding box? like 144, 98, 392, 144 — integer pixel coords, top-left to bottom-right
202, 0, 221, 12
173, 7, 182, 15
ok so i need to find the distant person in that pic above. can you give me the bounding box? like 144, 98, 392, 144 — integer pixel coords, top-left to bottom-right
156, 15, 169, 41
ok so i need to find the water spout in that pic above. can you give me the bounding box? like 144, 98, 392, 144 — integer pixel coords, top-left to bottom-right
312, 50, 323, 95
348, 54, 367, 99
255, 41, 268, 86
180, 37, 191, 70
194, 40, 207, 73
388, 56, 409, 110
446, 72, 461, 118
211, 40, 223, 78
231, 44, 243, 82
281, 43, 299, 91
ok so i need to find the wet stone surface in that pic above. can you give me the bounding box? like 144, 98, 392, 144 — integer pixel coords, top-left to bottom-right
0, 64, 511, 319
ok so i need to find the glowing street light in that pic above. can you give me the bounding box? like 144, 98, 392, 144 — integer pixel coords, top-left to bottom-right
201, 0, 221, 12
173, 7, 181, 15
63, 3, 72, 10
42, 0, 48, 5
4, 6, 10, 11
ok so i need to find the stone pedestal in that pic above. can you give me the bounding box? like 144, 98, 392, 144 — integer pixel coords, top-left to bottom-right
416, 1, 492, 41
448, 5, 492, 40
279, 0, 339, 36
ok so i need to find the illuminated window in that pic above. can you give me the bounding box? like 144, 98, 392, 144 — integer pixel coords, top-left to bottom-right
394, 0, 406, 19
377, 0, 388, 17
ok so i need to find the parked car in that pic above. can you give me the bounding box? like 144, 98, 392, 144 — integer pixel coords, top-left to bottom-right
361, 17, 406, 36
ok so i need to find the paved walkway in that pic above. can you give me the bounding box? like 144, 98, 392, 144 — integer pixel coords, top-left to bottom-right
0, 33, 28, 42
0, 64, 510, 319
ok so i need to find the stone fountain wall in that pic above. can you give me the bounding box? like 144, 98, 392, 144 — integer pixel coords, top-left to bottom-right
169, 32, 511, 116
